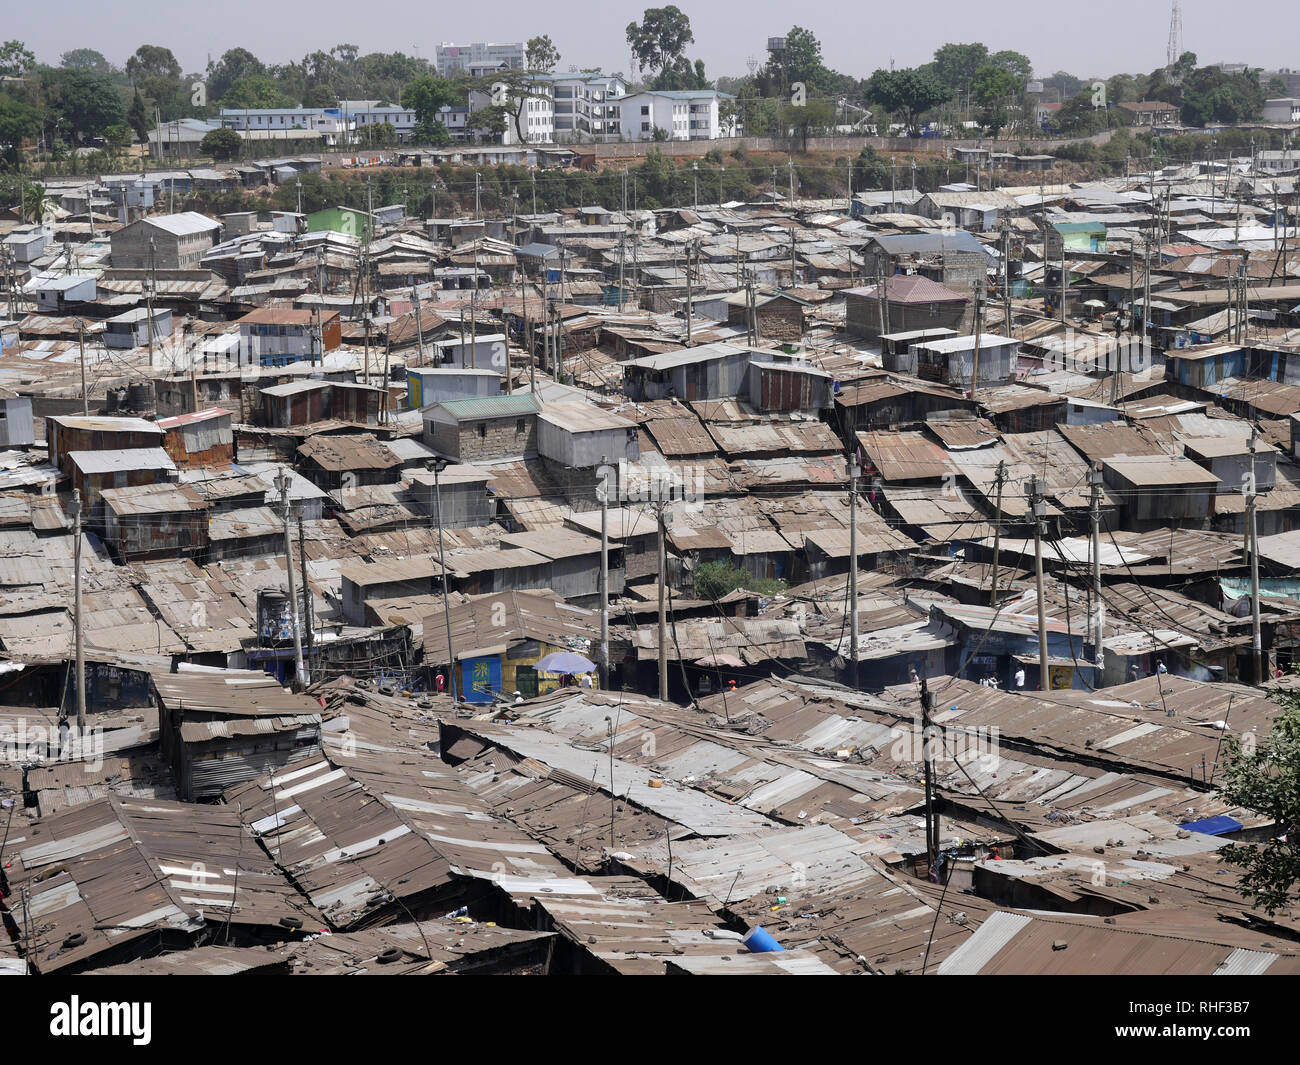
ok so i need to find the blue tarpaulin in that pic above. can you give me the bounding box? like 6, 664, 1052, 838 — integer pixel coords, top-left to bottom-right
1178, 815, 1243, 836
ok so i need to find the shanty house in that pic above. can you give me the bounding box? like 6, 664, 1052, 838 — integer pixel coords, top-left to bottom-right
110, 212, 222, 270
423, 395, 541, 463
537, 402, 639, 469
101, 482, 209, 562
845, 277, 970, 340
157, 408, 234, 468
152, 669, 322, 801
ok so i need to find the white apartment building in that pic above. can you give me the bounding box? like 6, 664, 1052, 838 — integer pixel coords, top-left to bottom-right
342, 101, 417, 141
435, 42, 525, 77
220, 108, 354, 146
617, 90, 732, 141
1263, 98, 1300, 123
470, 81, 555, 145
550, 74, 626, 141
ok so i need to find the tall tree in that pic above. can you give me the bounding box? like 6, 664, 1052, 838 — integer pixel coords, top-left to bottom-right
626, 6, 694, 82
0, 41, 36, 78
42, 68, 127, 143
59, 48, 115, 74
0, 92, 40, 167
865, 67, 950, 134
207, 47, 266, 104
127, 87, 150, 141
401, 74, 460, 143
125, 44, 184, 119
526, 36, 560, 74
970, 64, 1019, 136
929, 42, 990, 95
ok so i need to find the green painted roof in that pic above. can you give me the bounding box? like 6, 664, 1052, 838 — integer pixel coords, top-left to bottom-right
432, 394, 541, 420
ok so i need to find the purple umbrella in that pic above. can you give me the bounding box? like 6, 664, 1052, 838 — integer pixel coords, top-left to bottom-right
535, 651, 597, 674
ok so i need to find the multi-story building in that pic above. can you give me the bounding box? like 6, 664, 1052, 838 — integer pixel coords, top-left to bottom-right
342, 101, 419, 142
550, 74, 626, 141
435, 41, 525, 77
220, 108, 354, 146
617, 90, 733, 140
469, 81, 555, 144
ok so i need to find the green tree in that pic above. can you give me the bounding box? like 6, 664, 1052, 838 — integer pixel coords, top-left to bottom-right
222, 74, 295, 109
970, 64, 1019, 136
60, 48, 115, 74
125, 44, 184, 119
103, 123, 133, 154
1216, 695, 1300, 916
626, 6, 694, 82
0, 41, 36, 78
207, 47, 266, 103
989, 50, 1033, 87
402, 74, 460, 142
200, 127, 242, 160
526, 35, 560, 73
0, 92, 40, 167
865, 67, 950, 134
929, 42, 989, 95
127, 87, 150, 141
42, 69, 126, 143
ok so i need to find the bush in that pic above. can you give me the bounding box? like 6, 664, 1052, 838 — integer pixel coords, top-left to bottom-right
695, 561, 786, 600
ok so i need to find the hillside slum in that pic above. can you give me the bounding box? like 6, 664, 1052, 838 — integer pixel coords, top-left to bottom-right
2, 153, 1300, 974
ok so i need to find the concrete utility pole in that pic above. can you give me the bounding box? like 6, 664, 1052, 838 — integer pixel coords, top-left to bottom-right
848, 456, 860, 689
989, 460, 1006, 609
71, 489, 85, 731
1029, 476, 1050, 690
1247, 429, 1263, 682
276, 469, 308, 689
412, 284, 425, 367
432, 460, 459, 703
599, 461, 610, 690
1089, 462, 1104, 671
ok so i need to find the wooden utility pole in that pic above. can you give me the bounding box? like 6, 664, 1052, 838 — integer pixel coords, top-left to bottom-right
989, 461, 1006, 609
77, 319, 88, 416
968, 283, 985, 401
849, 456, 860, 689
1089, 462, 1104, 671
276, 469, 307, 689
1029, 476, 1050, 690
71, 489, 85, 731
432, 460, 458, 703
656, 502, 668, 702
1247, 428, 1263, 681
684, 240, 693, 346
599, 462, 610, 689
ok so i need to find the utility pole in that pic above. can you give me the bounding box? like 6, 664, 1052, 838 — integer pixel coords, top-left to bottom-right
1089, 462, 1104, 671
788, 158, 794, 205
599, 461, 610, 689
275, 469, 307, 689
990, 460, 1006, 609
684, 240, 693, 346
298, 514, 313, 673
412, 284, 425, 367
432, 460, 459, 703
1247, 428, 1263, 682
71, 489, 85, 731
1059, 247, 1067, 324
918, 675, 938, 875
849, 456, 860, 689
474, 170, 481, 219
1029, 476, 1050, 690
77, 319, 88, 416
968, 283, 985, 400
656, 499, 668, 702
146, 237, 157, 368
1001, 223, 1012, 337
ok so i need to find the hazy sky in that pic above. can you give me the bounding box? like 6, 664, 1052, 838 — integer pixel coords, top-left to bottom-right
12, 0, 1293, 81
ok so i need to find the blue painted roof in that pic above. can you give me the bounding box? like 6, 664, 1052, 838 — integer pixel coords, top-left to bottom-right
1178, 815, 1243, 836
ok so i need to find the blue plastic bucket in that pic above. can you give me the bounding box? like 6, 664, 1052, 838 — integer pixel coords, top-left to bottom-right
742, 926, 784, 953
